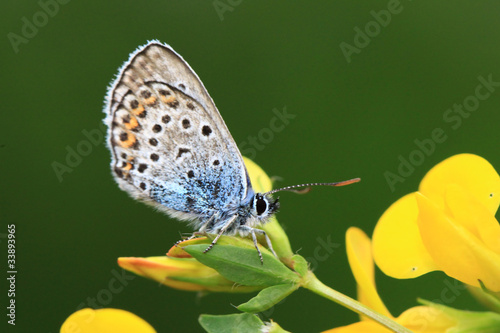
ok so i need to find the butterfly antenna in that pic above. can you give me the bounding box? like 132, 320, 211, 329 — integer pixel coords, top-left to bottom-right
264, 178, 361, 195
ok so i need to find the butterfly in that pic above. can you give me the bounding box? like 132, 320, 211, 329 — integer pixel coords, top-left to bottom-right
104, 40, 360, 263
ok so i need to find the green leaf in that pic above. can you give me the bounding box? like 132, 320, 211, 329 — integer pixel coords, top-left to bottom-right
291, 254, 309, 277
238, 283, 299, 313
199, 313, 263, 333
184, 244, 300, 286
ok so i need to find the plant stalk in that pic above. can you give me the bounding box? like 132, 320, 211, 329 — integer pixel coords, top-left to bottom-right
302, 271, 412, 333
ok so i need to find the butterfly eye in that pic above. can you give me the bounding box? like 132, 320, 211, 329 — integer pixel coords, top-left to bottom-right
256, 196, 267, 216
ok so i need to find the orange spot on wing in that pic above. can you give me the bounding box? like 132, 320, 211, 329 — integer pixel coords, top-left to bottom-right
161, 95, 176, 104
119, 133, 136, 148
125, 116, 139, 130
144, 96, 157, 106
131, 104, 145, 116
123, 162, 133, 171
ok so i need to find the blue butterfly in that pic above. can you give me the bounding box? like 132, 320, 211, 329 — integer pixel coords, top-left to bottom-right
104, 41, 359, 262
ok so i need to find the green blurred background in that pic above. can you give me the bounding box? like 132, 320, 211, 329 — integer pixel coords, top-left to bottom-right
2, 1, 500, 332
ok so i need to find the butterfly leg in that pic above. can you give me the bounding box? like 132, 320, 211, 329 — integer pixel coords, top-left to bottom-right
239, 226, 278, 264
197, 213, 218, 234
203, 214, 238, 254
252, 228, 278, 259
174, 234, 197, 247
174, 214, 217, 247
249, 229, 264, 264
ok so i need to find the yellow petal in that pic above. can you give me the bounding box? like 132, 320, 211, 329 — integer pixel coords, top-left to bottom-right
373, 193, 439, 279
322, 320, 393, 333
416, 193, 500, 291
346, 227, 392, 319
444, 184, 500, 255
60, 308, 156, 333
397, 306, 456, 333
243, 156, 273, 193
323, 305, 458, 333
419, 153, 500, 214
118, 256, 260, 292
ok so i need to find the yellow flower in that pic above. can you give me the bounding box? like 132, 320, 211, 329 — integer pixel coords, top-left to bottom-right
324, 227, 500, 333
60, 308, 156, 333
373, 154, 500, 291
118, 248, 262, 293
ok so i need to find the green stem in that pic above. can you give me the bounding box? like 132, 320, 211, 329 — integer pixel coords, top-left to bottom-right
302, 271, 412, 333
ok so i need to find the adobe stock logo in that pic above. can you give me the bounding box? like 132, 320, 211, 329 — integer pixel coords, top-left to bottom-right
238, 106, 295, 160
340, 0, 405, 64
213, 0, 244, 21
7, 0, 72, 54
384, 74, 500, 192
52, 122, 107, 183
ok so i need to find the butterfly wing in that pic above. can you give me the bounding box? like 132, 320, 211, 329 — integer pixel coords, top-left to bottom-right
104, 41, 252, 225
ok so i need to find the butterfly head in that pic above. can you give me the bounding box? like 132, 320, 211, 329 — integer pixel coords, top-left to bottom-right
250, 193, 280, 220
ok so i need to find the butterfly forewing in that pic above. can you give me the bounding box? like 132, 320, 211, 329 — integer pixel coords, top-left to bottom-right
105, 41, 251, 223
